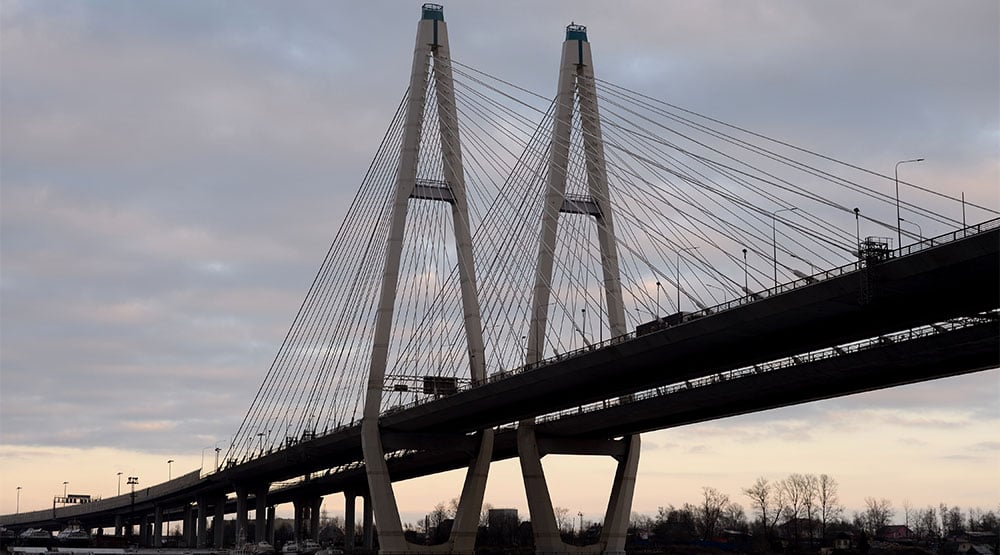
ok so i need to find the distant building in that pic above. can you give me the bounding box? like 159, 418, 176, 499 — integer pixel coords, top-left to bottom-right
877, 525, 914, 541
487, 509, 519, 547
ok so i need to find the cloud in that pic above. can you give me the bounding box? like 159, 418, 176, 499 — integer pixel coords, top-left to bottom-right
0, 0, 997, 516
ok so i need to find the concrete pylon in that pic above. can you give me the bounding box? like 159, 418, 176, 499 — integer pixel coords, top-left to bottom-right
361, 4, 492, 554
520, 23, 640, 555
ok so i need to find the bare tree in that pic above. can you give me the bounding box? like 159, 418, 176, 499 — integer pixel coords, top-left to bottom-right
744, 477, 772, 530
862, 497, 894, 535
555, 507, 572, 534
817, 474, 842, 539
479, 502, 493, 527
697, 487, 730, 540
781, 474, 809, 541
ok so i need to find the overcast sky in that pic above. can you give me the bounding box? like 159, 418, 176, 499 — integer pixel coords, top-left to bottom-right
1, 1, 998, 524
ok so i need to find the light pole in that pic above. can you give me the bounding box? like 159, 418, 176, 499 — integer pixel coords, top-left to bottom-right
167, 459, 174, 480
16, 486, 21, 514
895, 158, 924, 247
581, 308, 587, 345
676, 247, 699, 311
771, 207, 799, 286
742, 248, 748, 292
900, 218, 923, 241
706, 284, 727, 303
655, 281, 662, 314
118, 472, 123, 496
853, 208, 861, 260
215, 447, 221, 470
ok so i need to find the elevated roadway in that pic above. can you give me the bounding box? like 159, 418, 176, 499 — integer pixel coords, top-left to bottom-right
4, 221, 998, 531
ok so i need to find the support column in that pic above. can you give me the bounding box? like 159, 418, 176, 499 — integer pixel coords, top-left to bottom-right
114, 515, 123, 537
266, 506, 275, 544
197, 496, 209, 548
361, 494, 374, 550
184, 504, 194, 547
310, 497, 322, 541
236, 485, 249, 545
293, 498, 304, 541
255, 485, 269, 543
140, 514, 150, 547
344, 493, 356, 553
214, 494, 226, 547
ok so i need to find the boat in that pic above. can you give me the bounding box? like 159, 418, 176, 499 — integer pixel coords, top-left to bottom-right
255, 541, 276, 554
18, 528, 54, 547
282, 539, 320, 555
57, 522, 92, 546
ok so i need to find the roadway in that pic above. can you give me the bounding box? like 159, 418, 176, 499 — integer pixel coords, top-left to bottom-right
4, 221, 997, 531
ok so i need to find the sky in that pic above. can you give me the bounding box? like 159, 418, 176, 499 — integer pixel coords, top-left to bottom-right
1, 0, 998, 526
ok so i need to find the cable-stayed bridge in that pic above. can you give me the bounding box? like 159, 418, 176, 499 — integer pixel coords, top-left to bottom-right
4, 5, 998, 555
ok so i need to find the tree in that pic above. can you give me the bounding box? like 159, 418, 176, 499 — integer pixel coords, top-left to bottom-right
781, 474, 810, 542
862, 497, 893, 535
944, 506, 964, 536
555, 507, 572, 535
721, 502, 749, 533
654, 505, 697, 544
696, 487, 730, 540
817, 474, 843, 539
744, 477, 770, 527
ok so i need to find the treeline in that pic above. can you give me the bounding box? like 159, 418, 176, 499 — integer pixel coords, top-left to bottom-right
413, 474, 998, 548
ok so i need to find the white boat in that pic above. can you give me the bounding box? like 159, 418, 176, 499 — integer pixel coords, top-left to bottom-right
255, 541, 276, 554
282, 540, 320, 555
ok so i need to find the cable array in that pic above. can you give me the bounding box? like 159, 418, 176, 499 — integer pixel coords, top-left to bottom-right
225, 54, 995, 465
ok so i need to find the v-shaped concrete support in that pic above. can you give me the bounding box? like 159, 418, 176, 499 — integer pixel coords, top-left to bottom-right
361, 5, 491, 555
521, 23, 640, 555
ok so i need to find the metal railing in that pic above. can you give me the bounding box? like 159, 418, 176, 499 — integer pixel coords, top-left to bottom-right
242, 218, 999, 463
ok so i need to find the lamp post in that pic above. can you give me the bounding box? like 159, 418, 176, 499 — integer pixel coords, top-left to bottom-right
706, 284, 727, 303
771, 207, 798, 286
895, 158, 924, 247
900, 218, 923, 242
118, 472, 123, 496
742, 248, 748, 292
581, 308, 587, 345
853, 208, 861, 258
676, 247, 699, 311
167, 459, 174, 480
215, 447, 221, 471
655, 281, 662, 314
16, 486, 21, 514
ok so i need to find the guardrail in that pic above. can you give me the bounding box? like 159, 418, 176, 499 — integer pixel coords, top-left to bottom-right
234, 218, 998, 467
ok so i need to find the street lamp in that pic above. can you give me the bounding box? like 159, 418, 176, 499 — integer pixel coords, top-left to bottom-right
742, 248, 748, 292
895, 158, 924, 247
581, 308, 587, 345
771, 207, 799, 286
900, 218, 923, 242
655, 281, 662, 314
16, 486, 21, 514
167, 459, 174, 480
676, 247, 699, 311
706, 284, 727, 303
215, 447, 221, 471
118, 472, 123, 496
